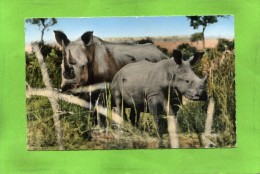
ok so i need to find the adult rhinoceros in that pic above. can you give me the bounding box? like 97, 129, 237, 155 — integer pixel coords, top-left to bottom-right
53, 30, 169, 92
111, 50, 208, 131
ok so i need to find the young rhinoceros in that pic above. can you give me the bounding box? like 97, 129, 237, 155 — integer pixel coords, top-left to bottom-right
111, 50, 208, 131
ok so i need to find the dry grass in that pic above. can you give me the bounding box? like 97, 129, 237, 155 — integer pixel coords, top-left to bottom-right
26, 38, 235, 150
154, 39, 219, 54
25, 37, 219, 53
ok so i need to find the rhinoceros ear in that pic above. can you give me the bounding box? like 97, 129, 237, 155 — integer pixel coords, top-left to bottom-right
54, 30, 70, 47
81, 31, 93, 47
189, 51, 204, 65
172, 49, 182, 65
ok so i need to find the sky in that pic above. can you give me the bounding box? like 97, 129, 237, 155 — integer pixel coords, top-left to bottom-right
24, 16, 234, 44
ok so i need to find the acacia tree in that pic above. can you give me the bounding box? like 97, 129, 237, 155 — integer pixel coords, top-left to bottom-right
190, 32, 203, 46
26, 18, 57, 44
186, 16, 223, 49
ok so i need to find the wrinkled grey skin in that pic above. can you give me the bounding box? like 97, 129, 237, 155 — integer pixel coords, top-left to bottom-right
111, 50, 207, 129
54, 30, 169, 92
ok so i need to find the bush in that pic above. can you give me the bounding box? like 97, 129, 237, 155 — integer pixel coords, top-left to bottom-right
210, 51, 236, 146
157, 45, 169, 56
58, 100, 95, 149
26, 44, 62, 88
217, 38, 234, 52
26, 53, 45, 88
177, 101, 208, 133
176, 43, 197, 60
26, 96, 57, 149
136, 37, 154, 44
177, 48, 236, 147
26, 96, 95, 150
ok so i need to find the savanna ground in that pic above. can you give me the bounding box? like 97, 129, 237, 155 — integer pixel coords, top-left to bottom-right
26, 37, 235, 150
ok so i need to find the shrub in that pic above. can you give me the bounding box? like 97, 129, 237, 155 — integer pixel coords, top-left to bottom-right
177, 48, 236, 147
176, 43, 197, 60
210, 51, 236, 146
136, 37, 170, 57
26, 96, 95, 150
217, 38, 234, 52
26, 96, 57, 149
156, 45, 169, 56
177, 101, 208, 133
136, 37, 154, 44
26, 44, 62, 88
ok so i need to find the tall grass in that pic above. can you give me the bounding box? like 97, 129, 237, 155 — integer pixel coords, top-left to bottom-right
26, 96, 56, 149
210, 51, 236, 146
105, 83, 112, 128
26, 96, 94, 150
26, 43, 236, 149
177, 101, 208, 134
177, 48, 236, 146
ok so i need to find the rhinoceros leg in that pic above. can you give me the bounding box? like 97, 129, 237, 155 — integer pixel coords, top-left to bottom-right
147, 97, 162, 136
129, 108, 140, 127
113, 90, 126, 117
113, 89, 124, 118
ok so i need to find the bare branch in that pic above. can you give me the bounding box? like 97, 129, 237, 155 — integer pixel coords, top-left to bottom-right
203, 97, 216, 148
70, 83, 107, 94
32, 43, 64, 150
26, 88, 134, 130
167, 116, 180, 148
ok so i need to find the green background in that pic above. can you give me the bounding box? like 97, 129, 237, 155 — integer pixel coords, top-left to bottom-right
0, 0, 259, 173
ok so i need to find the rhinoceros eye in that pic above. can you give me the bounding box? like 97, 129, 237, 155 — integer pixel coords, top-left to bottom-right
186, 80, 190, 83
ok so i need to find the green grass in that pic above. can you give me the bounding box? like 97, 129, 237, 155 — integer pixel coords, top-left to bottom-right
25, 43, 236, 149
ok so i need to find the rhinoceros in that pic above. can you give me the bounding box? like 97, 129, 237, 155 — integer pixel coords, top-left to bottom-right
53, 30, 169, 92
111, 50, 208, 131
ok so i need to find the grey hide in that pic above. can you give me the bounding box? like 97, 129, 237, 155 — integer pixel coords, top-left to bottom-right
54, 30, 169, 92
111, 50, 208, 130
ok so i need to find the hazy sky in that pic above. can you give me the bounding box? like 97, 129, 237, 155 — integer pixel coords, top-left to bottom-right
24, 16, 234, 44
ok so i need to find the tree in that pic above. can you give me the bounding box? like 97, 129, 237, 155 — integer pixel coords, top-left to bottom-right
190, 32, 203, 46
186, 16, 223, 49
26, 18, 57, 44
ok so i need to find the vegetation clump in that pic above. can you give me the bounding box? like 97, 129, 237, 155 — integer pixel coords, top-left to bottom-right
26, 40, 235, 149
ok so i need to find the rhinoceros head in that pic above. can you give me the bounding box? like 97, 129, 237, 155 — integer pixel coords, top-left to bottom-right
172, 50, 208, 101
54, 30, 94, 92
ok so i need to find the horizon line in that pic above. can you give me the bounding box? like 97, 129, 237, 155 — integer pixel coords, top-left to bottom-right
25, 35, 234, 45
